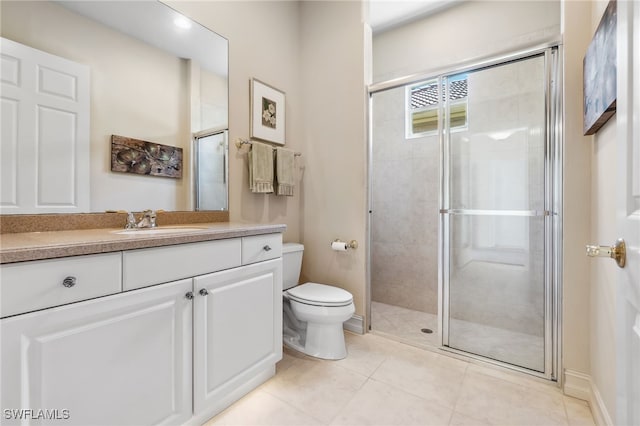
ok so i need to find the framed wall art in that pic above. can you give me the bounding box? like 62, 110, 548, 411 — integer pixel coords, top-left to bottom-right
250, 78, 286, 145
583, 0, 617, 136
111, 135, 182, 178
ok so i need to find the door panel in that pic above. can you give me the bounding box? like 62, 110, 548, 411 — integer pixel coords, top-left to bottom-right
448, 214, 545, 372
443, 51, 555, 375
617, 1, 640, 423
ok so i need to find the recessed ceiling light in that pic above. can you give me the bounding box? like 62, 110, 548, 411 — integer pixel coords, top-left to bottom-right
174, 16, 192, 30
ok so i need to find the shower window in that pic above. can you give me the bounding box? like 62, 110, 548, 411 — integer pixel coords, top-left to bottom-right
406, 79, 440, 137
406, 77, 468, 138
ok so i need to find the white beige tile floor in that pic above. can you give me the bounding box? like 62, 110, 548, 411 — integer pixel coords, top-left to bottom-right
205, 332, 596, 426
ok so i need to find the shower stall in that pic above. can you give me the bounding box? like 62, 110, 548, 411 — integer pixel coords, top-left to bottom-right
368, 46, 561, 379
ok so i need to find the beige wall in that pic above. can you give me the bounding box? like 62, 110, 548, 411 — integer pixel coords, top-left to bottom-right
298, 1, 369, 317
561, 0, 595, 390
589, 0, 618, 421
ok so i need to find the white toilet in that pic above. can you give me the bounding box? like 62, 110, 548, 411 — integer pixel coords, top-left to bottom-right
282, 243, 355, 360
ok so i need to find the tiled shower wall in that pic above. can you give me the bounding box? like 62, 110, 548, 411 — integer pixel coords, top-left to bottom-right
370, 87, 440, 315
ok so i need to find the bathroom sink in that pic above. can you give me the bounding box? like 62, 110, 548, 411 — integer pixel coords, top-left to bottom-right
113, 226, 208, 235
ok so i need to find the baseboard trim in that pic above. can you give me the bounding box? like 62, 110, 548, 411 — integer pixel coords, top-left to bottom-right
563, 369, 613, 426
564, 370, 591, 401
344, 314, 364, 334
589, 380, 614, 426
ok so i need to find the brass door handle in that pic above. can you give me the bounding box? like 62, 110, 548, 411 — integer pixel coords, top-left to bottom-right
586, 238, 626, 268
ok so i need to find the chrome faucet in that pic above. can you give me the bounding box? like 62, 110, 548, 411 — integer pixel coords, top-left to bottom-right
124, 210, 157, 229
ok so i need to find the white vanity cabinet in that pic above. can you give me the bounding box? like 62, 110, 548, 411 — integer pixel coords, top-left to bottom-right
0, 278, 194, 426
0, 231, 284, 426
193, 258, 282, 422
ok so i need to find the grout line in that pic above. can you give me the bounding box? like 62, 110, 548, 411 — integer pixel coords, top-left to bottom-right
324, 377, 372, 426
447, 361, 471, 425
367, 354, 387, 378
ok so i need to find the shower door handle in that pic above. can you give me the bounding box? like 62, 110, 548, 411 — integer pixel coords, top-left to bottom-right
586, 238, 626, 268
439, 209, 551, 216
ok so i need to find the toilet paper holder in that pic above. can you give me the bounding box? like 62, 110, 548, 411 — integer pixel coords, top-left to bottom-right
332, 239, 358, 250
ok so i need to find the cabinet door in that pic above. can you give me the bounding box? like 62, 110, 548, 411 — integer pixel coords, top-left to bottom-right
1, 279, 193, 426
193, 259, 282, 419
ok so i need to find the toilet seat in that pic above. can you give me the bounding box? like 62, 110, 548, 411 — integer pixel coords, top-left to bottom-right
286, 283, 353, 307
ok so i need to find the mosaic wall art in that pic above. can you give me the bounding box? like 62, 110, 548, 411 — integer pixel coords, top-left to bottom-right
111, 135, 182, 178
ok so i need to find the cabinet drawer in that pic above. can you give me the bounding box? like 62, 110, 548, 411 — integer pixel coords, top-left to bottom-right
123, 239, 241, 291
0, 253, 122, 318
242, 234, 282, 265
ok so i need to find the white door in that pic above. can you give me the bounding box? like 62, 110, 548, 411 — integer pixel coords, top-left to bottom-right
193, 259, 282, 420
616, 2, 640, 425
0, 37, 89, 214
0, 279, 193, 426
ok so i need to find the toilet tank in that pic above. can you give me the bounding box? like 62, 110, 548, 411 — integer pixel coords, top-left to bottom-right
282, 243, 304, 290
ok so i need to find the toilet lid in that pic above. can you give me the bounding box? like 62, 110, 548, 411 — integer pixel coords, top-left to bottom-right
286, 283, 353, 307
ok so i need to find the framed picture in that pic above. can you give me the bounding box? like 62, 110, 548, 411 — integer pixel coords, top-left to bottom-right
111, 135, 182, 178
250, 78, 286, 145
583, 0, 617, 135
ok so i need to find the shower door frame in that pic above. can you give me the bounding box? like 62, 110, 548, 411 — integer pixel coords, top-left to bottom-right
366, 41, 563, 382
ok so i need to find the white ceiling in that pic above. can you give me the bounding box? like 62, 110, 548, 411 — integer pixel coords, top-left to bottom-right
55, 1, 228, 77
368, 0, 462, 33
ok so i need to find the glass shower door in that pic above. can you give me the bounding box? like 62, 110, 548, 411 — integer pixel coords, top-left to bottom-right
442, 52, 553, 373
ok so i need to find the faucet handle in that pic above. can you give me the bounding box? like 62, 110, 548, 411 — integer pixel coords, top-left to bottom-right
148, 210, 157, 227
125, 212, 137, 229
133, 209, 158, 228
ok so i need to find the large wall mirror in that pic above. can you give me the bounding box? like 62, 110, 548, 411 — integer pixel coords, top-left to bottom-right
0, 0, 228, 214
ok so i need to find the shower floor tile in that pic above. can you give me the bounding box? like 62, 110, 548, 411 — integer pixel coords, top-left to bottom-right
371, 301, 440, 348
371, 301, 545, 372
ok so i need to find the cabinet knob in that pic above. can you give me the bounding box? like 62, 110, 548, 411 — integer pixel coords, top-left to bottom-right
263, 245, 272, 252
199, 288, 209, 296
62, 276, 77, 288
185, 291, 194, 300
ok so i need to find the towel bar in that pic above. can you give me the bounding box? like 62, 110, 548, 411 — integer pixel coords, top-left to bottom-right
235, 138, 302, 156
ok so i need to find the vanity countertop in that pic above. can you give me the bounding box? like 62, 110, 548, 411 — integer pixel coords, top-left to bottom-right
0, 222, 286, 264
